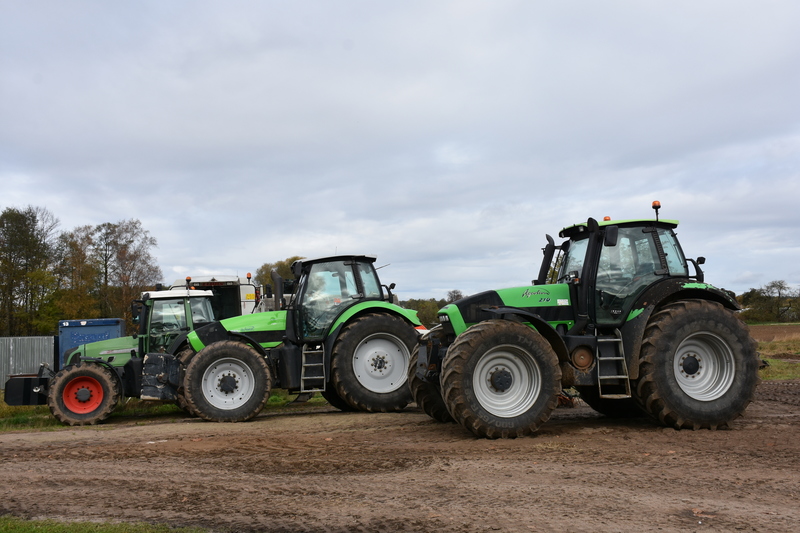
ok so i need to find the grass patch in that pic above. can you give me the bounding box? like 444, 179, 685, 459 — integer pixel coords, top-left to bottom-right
760, 358, 800, 381
0, 389, 329, 433
0, 516, 207, 533
757, 337, 800, 358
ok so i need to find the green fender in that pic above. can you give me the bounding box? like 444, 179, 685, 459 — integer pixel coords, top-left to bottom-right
327, 301, 423, 335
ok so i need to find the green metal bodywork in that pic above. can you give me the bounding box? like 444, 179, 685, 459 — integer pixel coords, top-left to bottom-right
65, 290, 216, 368
187, 300, 422, 352
66, 335, 138, 367
438, 283, 573, 338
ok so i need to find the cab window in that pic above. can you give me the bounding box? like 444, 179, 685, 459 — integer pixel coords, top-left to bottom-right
595, 227, 664, 325
149, 298, 188, 352
357, 261, 382, 298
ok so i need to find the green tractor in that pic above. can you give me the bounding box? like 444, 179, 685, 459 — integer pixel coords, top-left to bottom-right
145, 255, 425, 422
410, 203, 759, 438
4, 288, 218, 425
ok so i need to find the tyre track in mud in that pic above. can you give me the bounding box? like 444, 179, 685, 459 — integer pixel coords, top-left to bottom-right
1, 382, 799, 533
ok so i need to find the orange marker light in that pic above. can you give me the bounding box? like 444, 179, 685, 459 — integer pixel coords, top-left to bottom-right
652, 201, 661, 209
603, 216, 611, 221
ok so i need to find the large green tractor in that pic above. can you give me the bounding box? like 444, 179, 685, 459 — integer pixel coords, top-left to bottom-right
146, 255, 425, 422
410, 203, 759, 438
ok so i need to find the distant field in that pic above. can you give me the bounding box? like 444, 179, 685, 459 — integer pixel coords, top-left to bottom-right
749, 323, 800, 342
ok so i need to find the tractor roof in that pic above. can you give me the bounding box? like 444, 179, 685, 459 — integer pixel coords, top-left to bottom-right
559, 218, 679, 239
141, 289, 215, 301
291, 255, 377, 277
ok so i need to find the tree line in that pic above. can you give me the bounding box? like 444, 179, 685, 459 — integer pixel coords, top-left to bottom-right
0, 205, 162, 336
739, 280, 799, 323
6, 206, 793, 338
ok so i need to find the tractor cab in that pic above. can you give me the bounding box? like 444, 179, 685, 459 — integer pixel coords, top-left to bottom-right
553, 217, 691, 329
284, 255, 389, 342
135, 289, 216, 354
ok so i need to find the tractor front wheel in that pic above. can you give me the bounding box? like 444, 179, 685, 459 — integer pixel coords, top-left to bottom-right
331, 313, 415, 412
441, 320, 561, 439
636, 299, 759, 429
183, 341, 272, 422
47, 362, 121, 426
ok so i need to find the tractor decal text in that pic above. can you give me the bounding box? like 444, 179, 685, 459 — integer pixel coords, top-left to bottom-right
521, 289, 550, 298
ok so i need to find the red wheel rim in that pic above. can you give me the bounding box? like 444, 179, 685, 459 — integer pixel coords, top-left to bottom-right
62, 376, 104, 414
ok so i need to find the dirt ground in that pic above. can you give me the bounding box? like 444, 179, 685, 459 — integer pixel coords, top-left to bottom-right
1, 326, 799, 533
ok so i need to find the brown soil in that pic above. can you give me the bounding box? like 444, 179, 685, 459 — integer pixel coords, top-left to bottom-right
748, 324, 800, 343
1, 324, 798, 533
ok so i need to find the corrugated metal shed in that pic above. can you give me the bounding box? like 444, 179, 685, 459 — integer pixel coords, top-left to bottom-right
0, 337, 55, 386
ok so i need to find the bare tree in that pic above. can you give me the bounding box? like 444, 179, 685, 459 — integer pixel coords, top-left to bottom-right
447, 290, 465, 303
91, 220, 162, 326
254, 256, 305, 287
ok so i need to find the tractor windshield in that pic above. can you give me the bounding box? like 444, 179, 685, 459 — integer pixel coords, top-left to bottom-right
190, 297, 215, 328
594, 226, 687, 324
557, 237, 589, 283
299, 259, 382, 339
149, 298, 189, 352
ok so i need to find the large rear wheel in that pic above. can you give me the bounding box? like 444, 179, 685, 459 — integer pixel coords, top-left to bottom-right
576, 386, 644, 418
408, 343, 453, 423
184, 341, 272, 422
635, 300, 759, 429
47, 362, 121, 426
175, 348, 198, 417
441, 320, 561, 439
331, 313, 415, 412
321, 386, 356, 412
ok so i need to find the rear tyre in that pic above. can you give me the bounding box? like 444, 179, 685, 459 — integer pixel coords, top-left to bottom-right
576, 386, 644, 418
184, 341, 271, 422
321, 387, 357, 412
636, 300, 759, 429
47, 362, 121, 426
408, 345, 453, 423
441, 320, 561, 439
175, 348, 198, 417
331, 313, 415, 412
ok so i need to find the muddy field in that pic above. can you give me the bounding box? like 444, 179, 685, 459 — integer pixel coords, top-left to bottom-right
1, 326, 799, 533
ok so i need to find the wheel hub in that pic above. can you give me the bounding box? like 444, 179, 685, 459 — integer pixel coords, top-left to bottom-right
75, 387, 93, 403
680, 353, 702, 377
489, 368, 513, 392
218, 373, 239, 395
368, 352, 391, 375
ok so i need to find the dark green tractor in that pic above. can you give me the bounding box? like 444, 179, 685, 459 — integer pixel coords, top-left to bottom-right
410, 203, 759, 438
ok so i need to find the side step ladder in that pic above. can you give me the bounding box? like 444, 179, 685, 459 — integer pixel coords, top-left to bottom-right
596, 329, 631, 399
301, 344, 326, 393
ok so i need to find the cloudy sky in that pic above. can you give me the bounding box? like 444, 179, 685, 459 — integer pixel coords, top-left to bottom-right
2, 1, 799, 299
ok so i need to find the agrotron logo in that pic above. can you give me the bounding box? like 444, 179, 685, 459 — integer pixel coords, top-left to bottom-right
521, 288, 550, 298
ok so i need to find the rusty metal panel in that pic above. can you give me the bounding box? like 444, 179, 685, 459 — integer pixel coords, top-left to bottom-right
0, 337, 55, 386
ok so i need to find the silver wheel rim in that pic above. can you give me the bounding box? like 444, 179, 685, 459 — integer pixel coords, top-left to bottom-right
473, 344, 541, 418
201, 357, 256, 410
673, 332, 735, 401
352, 333, 410, 393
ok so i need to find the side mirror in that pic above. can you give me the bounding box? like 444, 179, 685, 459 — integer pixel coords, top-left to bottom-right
697, 256, 706, 265
131, 300, 143, 322
604, 225, 619, 247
